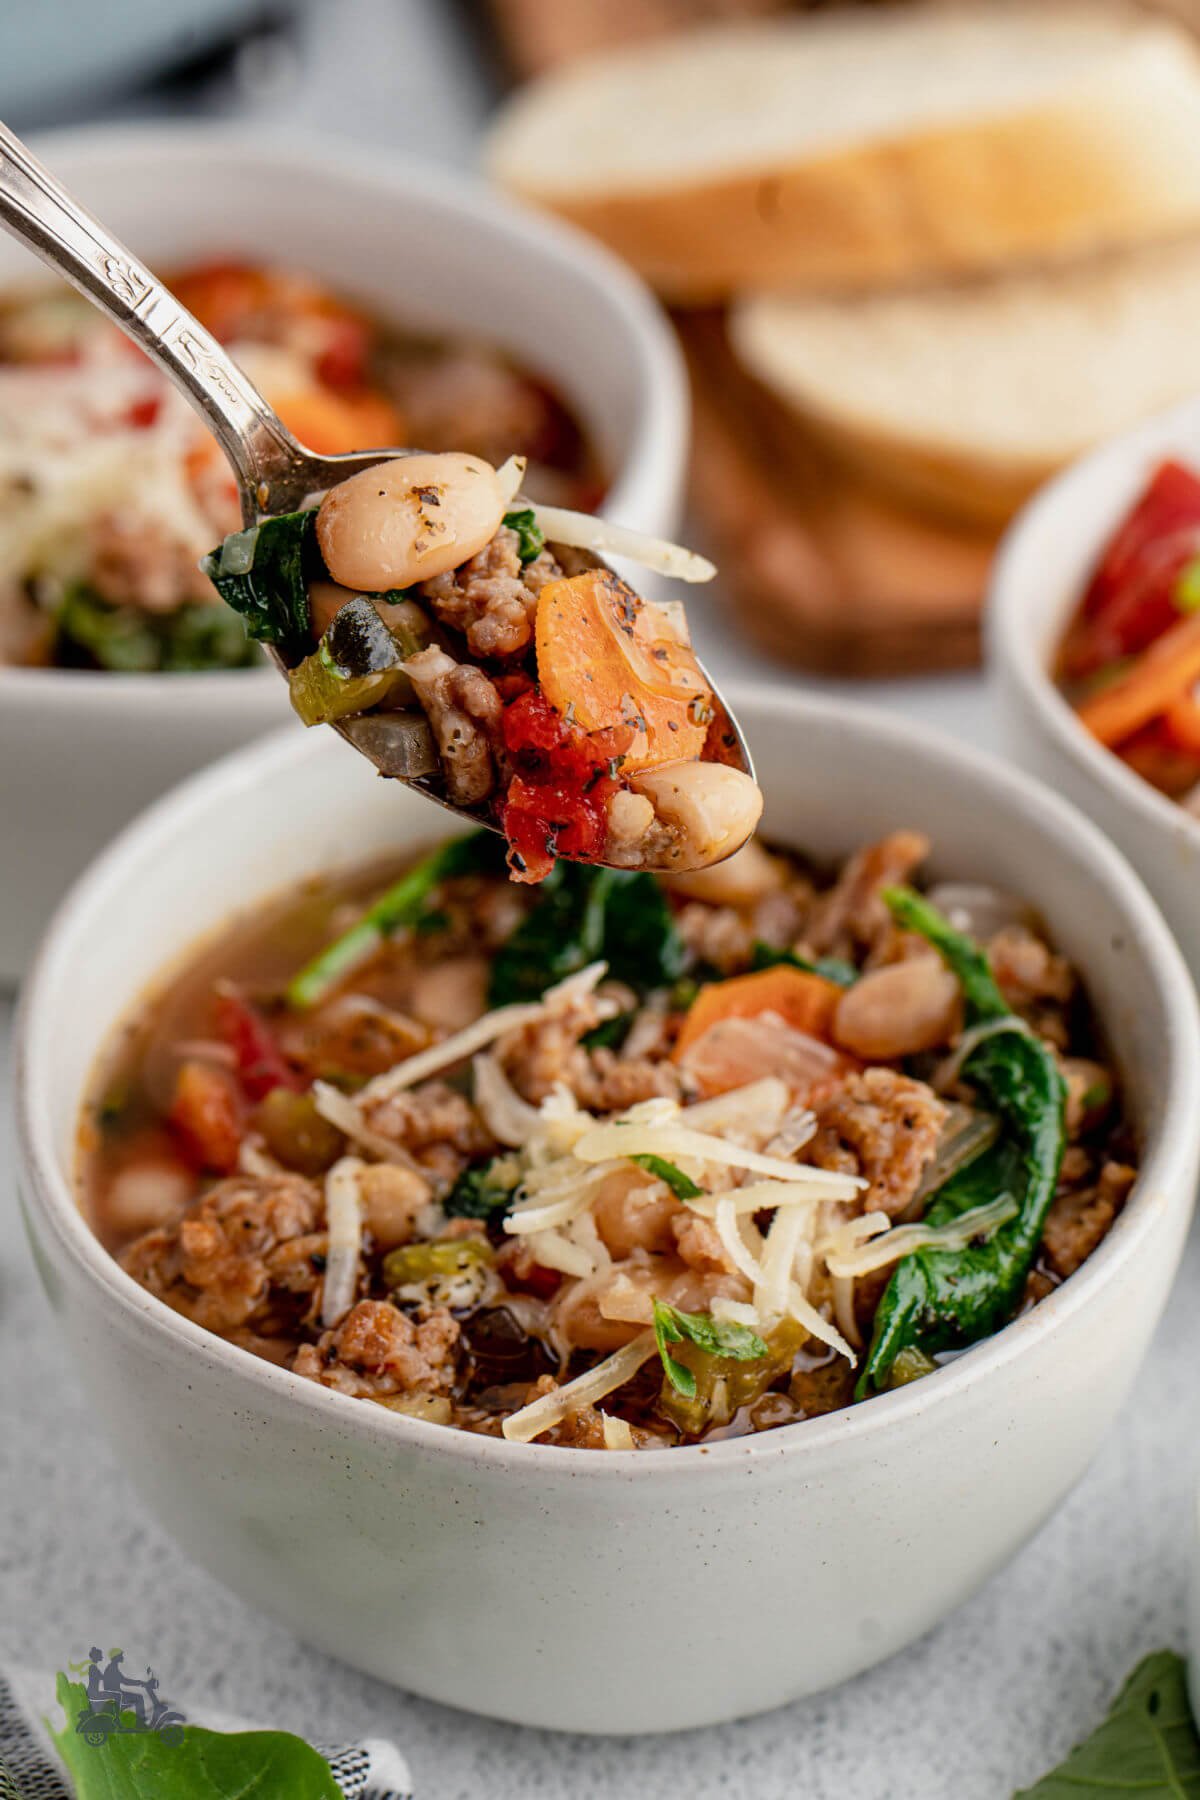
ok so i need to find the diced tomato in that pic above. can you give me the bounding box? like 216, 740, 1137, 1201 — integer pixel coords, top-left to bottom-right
509, 1261, 562, 1301
124, 394, 161, 429
314, 315, 371, 390
1116, 715, 1200, 798
1164, 690, 1200, 759
215, 988, 304, 1102
499, 688, 633, 883
169, 1061, 242, 1174
1062, 462, 1200, 678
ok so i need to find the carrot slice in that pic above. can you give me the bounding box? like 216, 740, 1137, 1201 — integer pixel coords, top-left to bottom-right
672, 967, 843, 1060
1165, 687, 1200, 756
275, 387, 401, 457
535, 568, 711, 771
1075, 611, 1200, 747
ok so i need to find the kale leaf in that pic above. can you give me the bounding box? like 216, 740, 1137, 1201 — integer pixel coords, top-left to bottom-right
445, 1157, 520, 1220
202, 510, 318, 657
503, 507, 546, 565
54, 587, 255, 673
488, 864, 686, 1006
1013, 1653, 1200, 1797
858, 887, 1066, 1397
749, 941, 859, 987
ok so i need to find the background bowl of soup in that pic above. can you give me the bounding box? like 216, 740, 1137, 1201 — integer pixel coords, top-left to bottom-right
989, 395, 1200, 979
0, 121, 688, 979
16, 688, 1200, 1733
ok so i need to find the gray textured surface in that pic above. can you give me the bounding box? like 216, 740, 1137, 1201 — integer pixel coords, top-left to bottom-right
2, 979, 1197, 1799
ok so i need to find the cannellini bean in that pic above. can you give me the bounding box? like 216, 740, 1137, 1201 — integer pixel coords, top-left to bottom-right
358, 1163, 432, 1252
103, 1158, 194, 1238
833, 958, 962, 1060
666, 837, 783, 907
592, 1167, 680, 1259
316, 451, 507, 591
607, 789, 655, 843
632, 761, 763, 871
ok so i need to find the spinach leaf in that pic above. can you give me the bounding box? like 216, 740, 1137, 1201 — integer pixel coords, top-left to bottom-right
750, 941, 859, 987
633, 1154, 704, 1200
50, 1674, 341, 1799
53, 588, 256, 673
160, 603, 256, 672
503, 507, 545, 565
858, 887, 1066, 1397
287, 829, 506, 1009
202, 510, 317, 657
652, 1300, 767, 1398
1014, 1653, 1200, 1798
445, 1157, 519, 1220
488, 864, 686, 1006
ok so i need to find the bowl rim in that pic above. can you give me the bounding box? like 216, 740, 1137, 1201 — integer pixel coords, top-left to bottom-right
16, 683, 1200, 1475
988, 393, 1200, 853
0, 117, 686, 707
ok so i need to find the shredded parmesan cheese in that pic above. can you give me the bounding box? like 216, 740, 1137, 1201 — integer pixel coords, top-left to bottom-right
572, 1119, 864, 1192
311, 1082, 422, 1167
357, 962, 612, 1106
472, 1052, 540, 1147
502, 1331, 658, 1443
496, 454, 527, 506
321, 1156, 365, 1327
527, 501, 716, 584
824, 1195, 1020, 1280
601, 1412, 636, 1451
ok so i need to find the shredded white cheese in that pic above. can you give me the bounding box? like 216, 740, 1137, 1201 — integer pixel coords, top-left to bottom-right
311, 1082, 423, 1167
527, 501, 716, 584
502, 1331, 658, 1443
356, 962, 613, 1106
600, 1412, 636, 1451
572, 1119, 864, 1192
824, 1195, 1020, 1280
321, 1156, 366, 1327
472, 1052, 540, 1147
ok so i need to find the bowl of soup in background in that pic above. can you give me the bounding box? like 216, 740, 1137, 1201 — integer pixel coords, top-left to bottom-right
0, 122, 688, 980
989, 395, 1200, 981
15, 686, 1200, 1733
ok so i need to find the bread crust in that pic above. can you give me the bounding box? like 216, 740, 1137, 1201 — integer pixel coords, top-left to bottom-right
495, 54, 1200, 299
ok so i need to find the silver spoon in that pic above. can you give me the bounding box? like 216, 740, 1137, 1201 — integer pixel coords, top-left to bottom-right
0, 123, 754, 856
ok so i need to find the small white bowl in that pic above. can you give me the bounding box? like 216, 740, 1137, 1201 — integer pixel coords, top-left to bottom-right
16, 690, 1200, 1733
989, 397, 1200, 979
0, 123, 687, 980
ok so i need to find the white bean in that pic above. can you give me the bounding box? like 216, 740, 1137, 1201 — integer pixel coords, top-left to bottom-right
631, 761, 763, 871
666, 837, 782, 907
316, 452, 507, 591
833, 958, 961, 1060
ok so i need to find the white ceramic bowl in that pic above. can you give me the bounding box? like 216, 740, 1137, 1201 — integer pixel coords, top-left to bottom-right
0, 123, 688, 980
16, 689, 1200, 1734
989, 397, 1200, 980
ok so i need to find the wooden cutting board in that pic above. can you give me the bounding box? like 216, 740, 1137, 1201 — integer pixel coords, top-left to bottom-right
677, 314, 995, 675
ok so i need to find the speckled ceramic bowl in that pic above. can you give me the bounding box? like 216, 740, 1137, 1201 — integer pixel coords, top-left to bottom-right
16, 689, 1200, 1733
0, 122, 688, 979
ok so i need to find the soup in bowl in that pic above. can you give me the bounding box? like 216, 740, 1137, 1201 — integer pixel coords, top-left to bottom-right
16, 690, 1200, 1731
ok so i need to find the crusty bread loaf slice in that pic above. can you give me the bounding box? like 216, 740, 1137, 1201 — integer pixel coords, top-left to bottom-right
486, 6, 1200, 300
729, 236, 1200, 524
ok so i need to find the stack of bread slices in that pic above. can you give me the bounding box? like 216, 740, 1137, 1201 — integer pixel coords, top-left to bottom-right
487, 4, 1200, 670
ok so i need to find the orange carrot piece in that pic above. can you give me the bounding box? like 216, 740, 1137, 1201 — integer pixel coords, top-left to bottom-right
1075, 611, 1200, 748
275, 387, 401, 458
535, 568, 711, 771
1165, 687, 1200, 756
672, 967, 843, 1061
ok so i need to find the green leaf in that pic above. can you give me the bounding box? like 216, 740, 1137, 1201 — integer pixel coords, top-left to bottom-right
159, 603, 256, 672
632, 1154, 704, 1200
488, 865, 686, 1006
749, 942, 859, 987
1014, 1652, 1200, 1797
444, 1156, 519, 1220
652, 1299, 767, 1397
49, 1674, 341, 1799
287, 830, 506, 1009
858, 888, 1066, 1397
54, 587, 163, 672
203, 510, 317, 656
503, 507, 546, 565
581, 1010, 636, 1053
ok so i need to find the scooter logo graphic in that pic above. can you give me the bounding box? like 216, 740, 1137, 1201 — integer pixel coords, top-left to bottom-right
72, 1648, 186, 1748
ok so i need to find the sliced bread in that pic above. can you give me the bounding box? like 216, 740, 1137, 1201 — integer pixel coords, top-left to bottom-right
487, 6, 1200, 300
730, 237, 1200, 524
